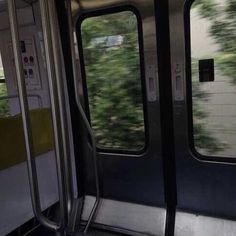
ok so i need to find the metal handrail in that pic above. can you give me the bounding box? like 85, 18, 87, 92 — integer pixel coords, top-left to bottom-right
8, 0, 97, 233
7, 0, 60, 231
48, 0, 74, 220
0, 94, 43, 108
39, 0, 70, 231
66, 0, 100, 233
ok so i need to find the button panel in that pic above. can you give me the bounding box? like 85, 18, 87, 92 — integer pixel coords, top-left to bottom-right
9, 37, 42, 89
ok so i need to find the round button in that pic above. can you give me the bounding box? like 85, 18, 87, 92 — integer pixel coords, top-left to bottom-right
29, 56, 34, 63
24, 57, 28, 63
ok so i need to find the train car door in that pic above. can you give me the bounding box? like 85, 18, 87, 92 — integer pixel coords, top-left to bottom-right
170, 0, 236, 235
65, 0, 170, 235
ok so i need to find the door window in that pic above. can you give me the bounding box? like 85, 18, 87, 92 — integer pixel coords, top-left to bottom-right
79, 10, 146, 152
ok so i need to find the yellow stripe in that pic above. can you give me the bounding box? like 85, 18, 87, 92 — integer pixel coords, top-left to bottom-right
0, 108, 54, 171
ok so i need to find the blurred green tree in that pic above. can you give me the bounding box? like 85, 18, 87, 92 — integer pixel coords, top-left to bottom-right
81, 11, 145, 150
190, 0, 236, 154
81, 6, 229, 153
0, 68, 9, 117
191, 60, 225, 153
193, 0, 236, 84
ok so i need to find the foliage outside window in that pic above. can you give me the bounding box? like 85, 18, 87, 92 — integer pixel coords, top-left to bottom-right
191, 0, 236, 157
0, 56, 9, 117
80, 11, 145, 151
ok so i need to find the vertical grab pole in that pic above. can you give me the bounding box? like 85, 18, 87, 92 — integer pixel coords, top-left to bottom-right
39, 0, 70, 231
66, 0, 100, 233
48, 0, 74, 216
7, 0, 60, 231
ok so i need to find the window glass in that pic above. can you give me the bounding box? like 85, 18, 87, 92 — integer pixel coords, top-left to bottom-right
191, 0, 236, 157
0, 53, 9, 117
80, 11, 145, 151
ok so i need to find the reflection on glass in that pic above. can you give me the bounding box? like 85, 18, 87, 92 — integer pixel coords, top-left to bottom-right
81, 11, 145, 151
191, 0, 236, 157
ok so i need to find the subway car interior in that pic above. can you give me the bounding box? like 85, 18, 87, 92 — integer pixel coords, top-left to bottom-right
1, 0, 236, 235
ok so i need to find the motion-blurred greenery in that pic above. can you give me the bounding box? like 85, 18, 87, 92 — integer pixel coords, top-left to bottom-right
0, 68, 9, 117
81, 11, 145, 150
193, 0, 236, 85
192, 60, 226, 153
81, 9, 227, 153
191, 0, 236, 154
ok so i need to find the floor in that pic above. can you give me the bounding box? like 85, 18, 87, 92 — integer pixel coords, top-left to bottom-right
29, 227, 123, 236
76, 231, 122, 236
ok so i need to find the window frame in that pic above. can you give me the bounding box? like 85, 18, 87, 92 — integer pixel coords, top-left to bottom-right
185, 0, 236, 163
76, 5, 149, 155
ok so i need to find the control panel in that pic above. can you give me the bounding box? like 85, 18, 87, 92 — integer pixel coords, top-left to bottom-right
0, 27, 50, 114
8, 37, 42, 90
